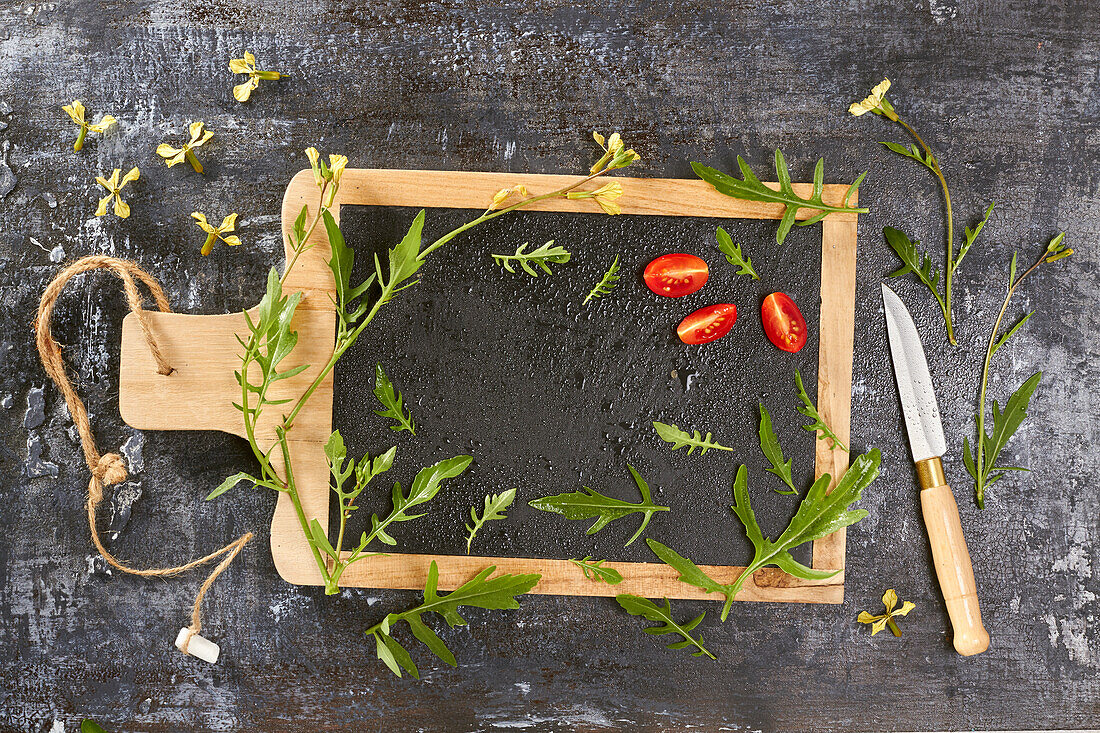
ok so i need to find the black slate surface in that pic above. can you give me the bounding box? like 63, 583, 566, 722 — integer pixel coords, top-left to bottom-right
334, 205, 821, 566
1, 1, 1098, 731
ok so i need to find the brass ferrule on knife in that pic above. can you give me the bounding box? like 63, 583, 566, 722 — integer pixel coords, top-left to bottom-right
915, 456, 947, 490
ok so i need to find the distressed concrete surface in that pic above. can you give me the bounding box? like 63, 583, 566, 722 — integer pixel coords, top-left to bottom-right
0, 1, 1098, 731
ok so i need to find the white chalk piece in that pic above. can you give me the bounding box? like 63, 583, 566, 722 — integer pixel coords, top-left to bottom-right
175, 627, 220, 664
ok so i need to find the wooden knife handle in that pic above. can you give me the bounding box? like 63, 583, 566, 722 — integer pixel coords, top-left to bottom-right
920, 483, 990, 656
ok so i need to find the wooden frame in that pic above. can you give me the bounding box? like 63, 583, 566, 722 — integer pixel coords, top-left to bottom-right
118, 168, 859, 604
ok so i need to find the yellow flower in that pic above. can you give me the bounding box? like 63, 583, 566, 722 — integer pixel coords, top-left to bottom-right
94, 167, 140, 219
230, 51, 285, 102
304, 147, 351, 205
305, 147, 323, 186
192, 212, 242, 256
62, 100, 116, 152
857, 588, 915, 637
590, 131, 640, 174
156, 121, 214, 174
487, 184, 529, 211
849, 78, 893, 117
567, 181, 624, 215
324, 154, 348, 206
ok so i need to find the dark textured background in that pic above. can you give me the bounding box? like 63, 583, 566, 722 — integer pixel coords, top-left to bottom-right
1, 1, 1097, 731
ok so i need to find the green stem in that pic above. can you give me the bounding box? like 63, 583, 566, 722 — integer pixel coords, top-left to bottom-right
74, 125, 88, 152
278, 427, 333, 587
895, 115, 957, 345
185, 149, 203, 174
417, 170, 608, 261
974, 250, 1047, 508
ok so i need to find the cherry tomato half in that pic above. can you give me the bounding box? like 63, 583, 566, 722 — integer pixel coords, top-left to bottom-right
761, 292, 808, 353
677, 304, 738, 345
643, 253, 709, 298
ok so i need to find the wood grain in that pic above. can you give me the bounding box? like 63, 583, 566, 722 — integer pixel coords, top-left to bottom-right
119, 168, 860, 604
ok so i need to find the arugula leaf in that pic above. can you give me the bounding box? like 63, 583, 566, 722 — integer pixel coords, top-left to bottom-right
649, 450, 879, 620
879, 141, 937, 173
206, 471, 277, 500
381, 209, 425, 293
954, 201, 994, 275
373, 363, 415, 434
492, 240, 571, 277
652, 421, 733, 456
793, 370, 848, 451
963, 371, 1041, 500
715, 226, 758, 280
81, 722, 110, 733
883, 227, 949, 323
367, 455, 473, 546
235, 268, 307, 416
465, 488, 516, 554
529, 464, 669, 546
758, 404, 796, 494
616, 595, 716, 660
324, 209, 375, 333
325, 428, 396, 525
692, 151, 868, 245
569, 556, 624, 584
366, 561, 541, 678
584, 255, 621, 304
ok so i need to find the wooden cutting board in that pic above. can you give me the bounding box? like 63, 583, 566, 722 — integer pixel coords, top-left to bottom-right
117, 168, 860, 604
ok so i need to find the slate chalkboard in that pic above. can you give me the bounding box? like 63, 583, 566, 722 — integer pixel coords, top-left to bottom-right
332, 204, 823, 569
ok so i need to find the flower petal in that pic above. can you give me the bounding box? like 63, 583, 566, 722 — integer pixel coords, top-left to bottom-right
157, 143, 182, 159
88, 115, 116, 134
188, 121, 205, 143
107, 168, 121, 188
229, 57, 250, 74
62, 101, 85, 125
120, 167, 140, 186
870, 617, 888, 636
233, 78, 258, 102
165, 151, 186, 167
244, 51, 256, 68
895, 601, 916, 617
114, 197, 130, 219
95, 195, 111, 217
221, 235, 242, 247
191, 211, 212, 231
872, 78, 891, 99
856, 611, 878, 624
95, 176, 111, 190
595, 196, 621, 216
219, 212, 238, 231
882, 589, 898, 612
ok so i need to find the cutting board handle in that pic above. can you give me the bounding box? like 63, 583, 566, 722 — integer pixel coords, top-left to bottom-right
921, 484, 990, 656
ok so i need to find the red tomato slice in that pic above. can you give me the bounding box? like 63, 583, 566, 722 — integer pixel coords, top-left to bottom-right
677, 304, 738, 345
761, 292, 808, 353
643, 253, 709, 298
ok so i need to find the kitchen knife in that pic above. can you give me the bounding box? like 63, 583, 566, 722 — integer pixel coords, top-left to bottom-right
882, 283, 990, 656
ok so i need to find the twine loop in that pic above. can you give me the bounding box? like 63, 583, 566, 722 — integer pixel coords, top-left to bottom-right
35, 255, 252, 657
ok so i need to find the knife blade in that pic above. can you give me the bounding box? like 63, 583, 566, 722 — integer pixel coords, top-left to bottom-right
881, 284, 990, 656
881, 284, 947, 462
